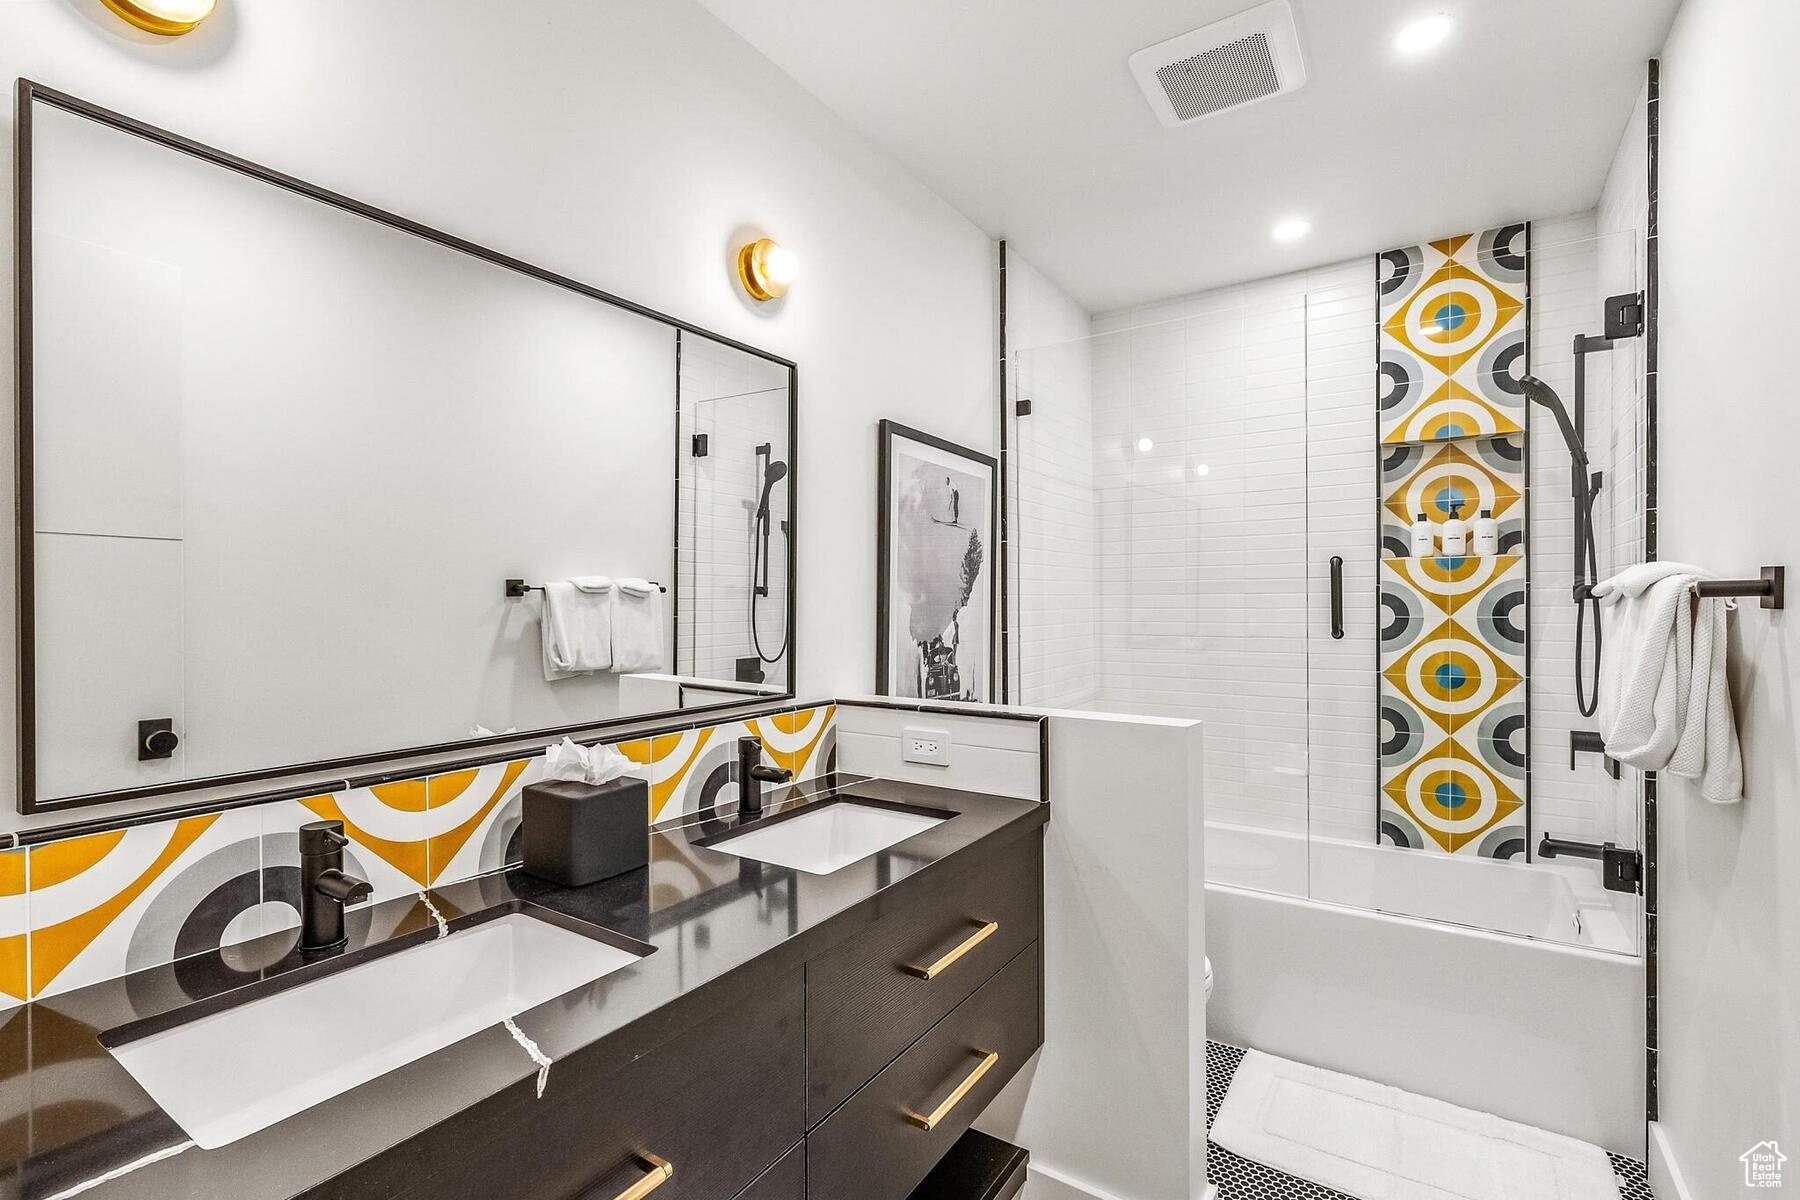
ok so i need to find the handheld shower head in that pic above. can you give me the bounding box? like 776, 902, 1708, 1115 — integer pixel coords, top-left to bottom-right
756, 459, 789, 521
1519, 375, 1589, 471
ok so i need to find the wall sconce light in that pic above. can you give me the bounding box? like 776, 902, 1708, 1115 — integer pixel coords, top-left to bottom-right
100, 0, 216, 34
736, 237, 798, 302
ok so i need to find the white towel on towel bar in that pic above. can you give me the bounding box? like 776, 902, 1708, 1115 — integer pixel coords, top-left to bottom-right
610, 578, 665, 674
540, 576, 614, 680
1592, 562, 1742, 802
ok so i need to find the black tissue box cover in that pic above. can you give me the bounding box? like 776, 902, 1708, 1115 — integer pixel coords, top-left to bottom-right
520, 774, 650, 886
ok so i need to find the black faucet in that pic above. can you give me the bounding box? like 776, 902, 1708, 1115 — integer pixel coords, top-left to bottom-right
298, 819, 374, 952
736, 735, 793, 822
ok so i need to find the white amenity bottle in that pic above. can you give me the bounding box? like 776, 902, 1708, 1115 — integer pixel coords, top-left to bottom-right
1409, 512, 1436, 558
1440, 503, 1469, 556
1472, 508, 1499, 555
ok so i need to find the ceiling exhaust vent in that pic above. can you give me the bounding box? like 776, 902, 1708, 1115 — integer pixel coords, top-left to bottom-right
1129, 0, 1306, 128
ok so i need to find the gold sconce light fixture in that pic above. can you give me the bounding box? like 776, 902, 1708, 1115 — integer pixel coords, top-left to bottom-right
736, 237, 798, 302
99, 0, 216, 35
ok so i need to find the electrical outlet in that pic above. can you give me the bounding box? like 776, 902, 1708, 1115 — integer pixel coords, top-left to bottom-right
902, 727, 951, 767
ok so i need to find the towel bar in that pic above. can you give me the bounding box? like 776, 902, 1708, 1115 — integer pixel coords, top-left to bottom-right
1692, 566, 1784, 610
505, 578, 666, 598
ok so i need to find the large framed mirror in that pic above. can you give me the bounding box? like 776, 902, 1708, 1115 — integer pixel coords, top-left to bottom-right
15, 82, 797, 813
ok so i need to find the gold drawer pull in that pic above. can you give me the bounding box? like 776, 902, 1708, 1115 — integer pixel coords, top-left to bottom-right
611, 1153, 674, 1200
902, 921, 999, 980
904, 1050, 999, 1131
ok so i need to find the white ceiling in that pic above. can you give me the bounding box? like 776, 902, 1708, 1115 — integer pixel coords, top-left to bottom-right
695, 0, 1680, 313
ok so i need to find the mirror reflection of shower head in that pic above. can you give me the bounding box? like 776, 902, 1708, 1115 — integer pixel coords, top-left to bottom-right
1519, 375, 1588, 471
756, 460, 789, 521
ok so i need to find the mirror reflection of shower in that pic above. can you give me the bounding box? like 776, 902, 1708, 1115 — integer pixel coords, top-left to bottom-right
751, 443, 790, 670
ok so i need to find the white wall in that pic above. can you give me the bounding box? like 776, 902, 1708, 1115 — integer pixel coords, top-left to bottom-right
0, 0, 996, 828
1655, 2, 1800, 1194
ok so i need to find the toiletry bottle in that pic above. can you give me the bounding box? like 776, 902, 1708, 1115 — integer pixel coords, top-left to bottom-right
1409, 512, 1436, 558
1440, 503, 1469, 557
1472, 508, 1499, 555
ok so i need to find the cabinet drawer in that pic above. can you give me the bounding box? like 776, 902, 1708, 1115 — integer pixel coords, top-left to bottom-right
807, 833, 1041, 1121
734, 1142, 803, 1200
383, 969, 805, 1200
807, 942, 1041, 1200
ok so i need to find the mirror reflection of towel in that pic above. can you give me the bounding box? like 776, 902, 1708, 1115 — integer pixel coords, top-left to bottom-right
540, 577, 614, 680
611, 578, 666, 674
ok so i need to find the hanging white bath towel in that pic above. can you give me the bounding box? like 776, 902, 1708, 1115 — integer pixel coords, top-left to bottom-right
1667, 580, 1743, 803
1211, 1049, 1622, 1200
610, 578, 666, 674
1592, 561, 1742, 802
540, 576, 615, 680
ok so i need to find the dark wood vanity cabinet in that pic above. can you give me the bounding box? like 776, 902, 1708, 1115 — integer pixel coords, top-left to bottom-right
807, 942, 1041, 1200
805, 835, 1043, 1122
356, 827, 1043, 1200
385, 967, 806, 1200
798, 829, 1044, 1200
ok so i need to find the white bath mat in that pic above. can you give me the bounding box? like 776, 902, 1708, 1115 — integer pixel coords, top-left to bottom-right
1211, 1050, 1620, 1200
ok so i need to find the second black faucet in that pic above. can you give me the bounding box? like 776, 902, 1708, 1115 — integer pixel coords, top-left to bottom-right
736, 735, 793, 822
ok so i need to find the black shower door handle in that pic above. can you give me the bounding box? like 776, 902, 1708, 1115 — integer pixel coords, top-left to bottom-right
1329, 556, 1345, 640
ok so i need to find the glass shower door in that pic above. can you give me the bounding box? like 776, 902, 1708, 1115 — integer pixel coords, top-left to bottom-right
1009, 293, 1315, 899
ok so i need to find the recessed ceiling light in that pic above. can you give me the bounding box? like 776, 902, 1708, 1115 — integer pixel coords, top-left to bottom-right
1136, 437, 1155, 453
1194, 464, 1211, 477
1394, 13, 1454, 56
1271, 217, 1311, 243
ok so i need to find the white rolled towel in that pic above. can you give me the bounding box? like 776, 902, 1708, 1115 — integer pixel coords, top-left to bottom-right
611, 578, 666, 674
540, 576, 614, 680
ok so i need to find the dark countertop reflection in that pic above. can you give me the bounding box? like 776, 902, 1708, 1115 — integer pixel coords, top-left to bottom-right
0, 778, 1045, 1200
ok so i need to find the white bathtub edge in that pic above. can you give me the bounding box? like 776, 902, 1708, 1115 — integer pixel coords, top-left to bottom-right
1206, 880, 1643, 967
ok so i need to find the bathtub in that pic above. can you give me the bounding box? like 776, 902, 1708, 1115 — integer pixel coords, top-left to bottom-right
1204, 820, 1646, 1156
1205, 820, 1635, 953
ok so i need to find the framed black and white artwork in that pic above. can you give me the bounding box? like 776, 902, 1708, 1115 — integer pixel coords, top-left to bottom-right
876, 421, 997, 703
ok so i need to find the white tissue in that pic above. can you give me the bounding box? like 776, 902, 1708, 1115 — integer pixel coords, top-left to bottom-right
542, 737, 634, 785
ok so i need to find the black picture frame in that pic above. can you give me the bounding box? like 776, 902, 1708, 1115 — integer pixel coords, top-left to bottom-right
875, 420, 998, 703
13, 79, 799, 815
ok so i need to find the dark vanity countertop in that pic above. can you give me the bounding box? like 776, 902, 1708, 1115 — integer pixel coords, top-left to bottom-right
0, 779, 1045, 1200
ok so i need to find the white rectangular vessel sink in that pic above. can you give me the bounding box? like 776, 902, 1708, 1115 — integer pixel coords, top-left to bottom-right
107, 912, 645, 1149
708, 801, 946, 875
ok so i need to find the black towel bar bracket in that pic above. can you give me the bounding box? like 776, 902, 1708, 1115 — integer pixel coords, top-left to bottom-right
505, 578, 666, 598
1693, 565, 1784, 610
